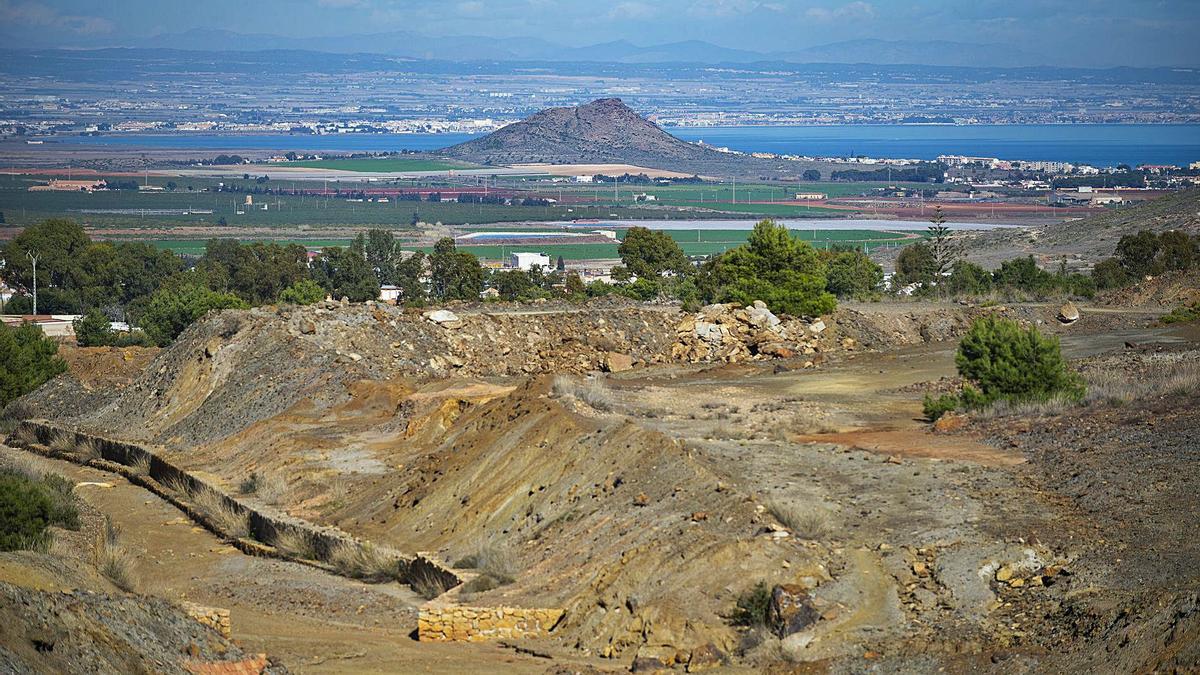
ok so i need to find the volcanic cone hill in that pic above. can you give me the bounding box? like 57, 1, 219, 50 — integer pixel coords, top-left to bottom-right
440, 97, 736, 172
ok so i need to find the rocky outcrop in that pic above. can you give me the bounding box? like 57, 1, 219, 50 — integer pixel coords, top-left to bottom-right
672, 301, 828, 364
1057, 301, 1080, 324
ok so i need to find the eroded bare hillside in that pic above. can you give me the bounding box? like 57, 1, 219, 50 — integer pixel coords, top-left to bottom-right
11, 298, 1199, 672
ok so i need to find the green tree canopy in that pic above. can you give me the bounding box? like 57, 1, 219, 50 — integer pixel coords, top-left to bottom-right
1156, 230, 1196, 273
825, 251, 883, 299
0, 219, 90, 294
429, 238, 483, 302
138, 282, 248, 347
710, 220, 836, 316
310, 243, 380, 303
894, 242, 937, 285
1091, 258, 1130, 290
365, 229, 403, 285
618, 227, 691, 279
73, 308, 114, 347
198, 239, 309, 305
278, 279, 326, 305
1115, 230, 1163, 278
942, 261, 993, 296
394, 251, 427, 305
491, 269, 535, 301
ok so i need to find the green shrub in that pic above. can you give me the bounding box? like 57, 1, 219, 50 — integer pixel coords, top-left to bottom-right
955, 316, 1084, 407
731, 581, 772, 627
73, 309, 114, 347
826, 251, 884, 299
278, 279, 326, 305
922, 393, 961, 421
1091, 258, 1130, 290
0, 322, 68, 408
0, 469, 79, 551
1161, 303, 1200, 324
73, 309, 155, 348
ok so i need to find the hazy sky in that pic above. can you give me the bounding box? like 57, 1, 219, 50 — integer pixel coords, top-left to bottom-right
2, 0, 1198, 66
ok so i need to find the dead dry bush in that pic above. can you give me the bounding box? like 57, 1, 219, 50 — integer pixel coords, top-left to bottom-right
768, 500, 834, 540
0, 401, 34, 434
551, 375, 614, 411
705, 422, 752, 441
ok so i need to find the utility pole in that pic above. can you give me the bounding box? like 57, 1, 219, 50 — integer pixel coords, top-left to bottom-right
27, 250, 39, 315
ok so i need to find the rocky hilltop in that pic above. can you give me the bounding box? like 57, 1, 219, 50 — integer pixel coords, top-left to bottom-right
440, 98, 732, 170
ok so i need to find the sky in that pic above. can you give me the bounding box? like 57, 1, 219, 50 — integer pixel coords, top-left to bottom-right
1, 0, 1198, 67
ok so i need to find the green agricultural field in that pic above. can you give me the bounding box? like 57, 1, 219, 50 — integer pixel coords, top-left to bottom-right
0, 174, 669, 229
559, 180, 927, 204
138, 227, 919, 262
283, 158, 472, 172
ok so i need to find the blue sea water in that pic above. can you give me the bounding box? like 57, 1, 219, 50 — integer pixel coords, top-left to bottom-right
669, 125, 1200, 168
58, 124, 1200, 168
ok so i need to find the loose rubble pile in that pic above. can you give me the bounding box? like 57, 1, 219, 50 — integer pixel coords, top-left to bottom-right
672, 301, 838, 364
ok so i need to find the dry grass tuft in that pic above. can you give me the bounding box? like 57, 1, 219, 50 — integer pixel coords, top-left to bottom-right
971, 393, 1079, 420
10, 425, 39, 447
270, 528, 320, 560
409, 567, 455, 600
973, 360, 1200, 419
48, 430, 77, 453
551, 376, 614, 412
189, 486, 251, 539
1085, 361, 1200, 405
162, 475, 192, 496
76, 436, 102, 461
238, 471, 288, 505
327, 476, 351, 507
94, 519, 137, 592
768, 500, 834, 540
1, 451, 54, 481
128, 454, 152, 476
329, 541, 404, 582
453, 542, 518, 584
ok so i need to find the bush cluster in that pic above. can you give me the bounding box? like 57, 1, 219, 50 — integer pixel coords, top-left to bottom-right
0, 322, 67, 408
924, 316, 1084, 420
0, 469, 79, 551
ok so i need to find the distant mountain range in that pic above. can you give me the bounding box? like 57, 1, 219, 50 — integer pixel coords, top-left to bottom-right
8, 27, 1048, 68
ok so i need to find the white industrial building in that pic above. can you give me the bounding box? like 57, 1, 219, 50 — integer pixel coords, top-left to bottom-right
509, 252, 551, 271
